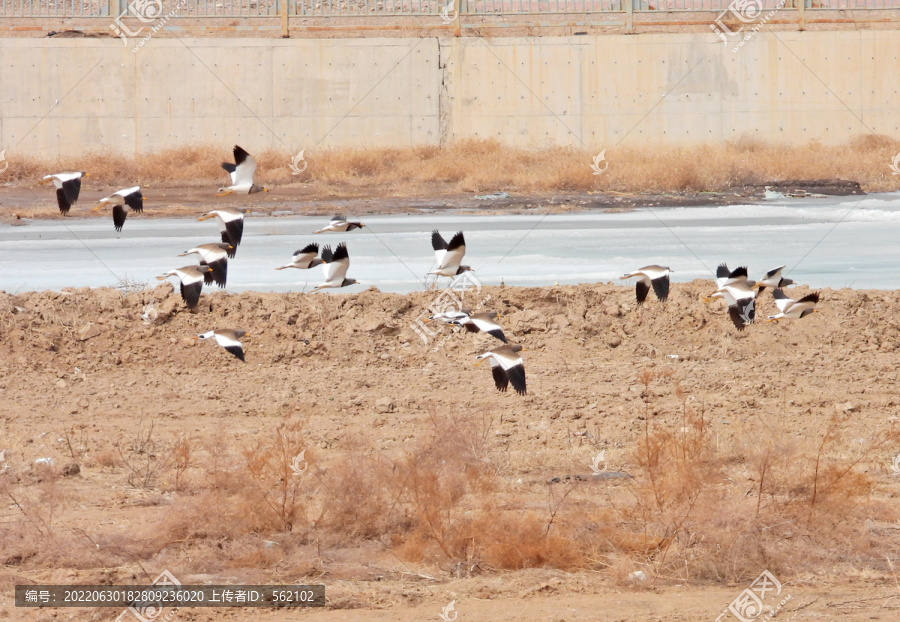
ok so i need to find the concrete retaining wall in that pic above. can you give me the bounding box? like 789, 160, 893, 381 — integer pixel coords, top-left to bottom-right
1, 30, 897, 158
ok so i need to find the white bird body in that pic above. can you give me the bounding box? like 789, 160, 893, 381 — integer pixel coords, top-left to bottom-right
277, 243, 324, 270
315, 214, 365, 234
758, 265, 794, 293
620, 265, 671, 304
179, 243, 233, 288
93, 186, 143, 231
43, 171, 87, 215
157, 265, 212, 308
706, 279, 757, 330
430, 230, 472, 279
197, 329, 247, 361
429, 309, 507, 342
198, 208, 245, 254
313, 243, 359, 291
218, 146, 267, 195
475, 344, 526, 395
767, 289, 820, 321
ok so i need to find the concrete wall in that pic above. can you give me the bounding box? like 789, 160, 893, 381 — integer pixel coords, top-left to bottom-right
1, 30, 897, 158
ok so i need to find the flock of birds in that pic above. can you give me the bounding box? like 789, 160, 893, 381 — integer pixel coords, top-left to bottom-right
39, 145, 821, 397
620, 263, 820, 329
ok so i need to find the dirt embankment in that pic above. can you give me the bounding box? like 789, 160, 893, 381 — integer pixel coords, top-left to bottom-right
1, 282, 899, 621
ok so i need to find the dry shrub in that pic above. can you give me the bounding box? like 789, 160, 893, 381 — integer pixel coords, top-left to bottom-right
7, 135, 900, 194
94, 386, 897, 583
163, 419, 311, 543
597, 373, 900, 582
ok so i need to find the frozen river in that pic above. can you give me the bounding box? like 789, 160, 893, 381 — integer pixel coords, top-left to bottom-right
2, 194, 899, 294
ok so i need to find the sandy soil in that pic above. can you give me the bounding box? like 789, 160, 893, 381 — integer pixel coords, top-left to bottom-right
1, 281, 899, 620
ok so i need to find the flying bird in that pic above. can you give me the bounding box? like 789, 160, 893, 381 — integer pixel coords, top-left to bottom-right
429, 309, 507, 343
705, 280, 757, 331
196, 329, 247, 361
314, 214, 365, 234
157, 265, 213, 309
757, 265, 794, 294
198, 208, 245, 256
430, 230, 472, 282
179, 243, 233, 288
92, 186, 143, 231
767, 289, 820, 321
43, 171, 87, 215
313, 243, 359, 291
276, 243, 325, 270
476, 344, 526, 395
218, 145, 267, 195
620, 265, 672, 304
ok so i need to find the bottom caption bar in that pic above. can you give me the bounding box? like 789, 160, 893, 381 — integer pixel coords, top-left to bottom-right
16, 585, 325, 607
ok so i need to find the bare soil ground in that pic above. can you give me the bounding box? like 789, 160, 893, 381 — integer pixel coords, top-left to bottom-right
1, 281, 899, 620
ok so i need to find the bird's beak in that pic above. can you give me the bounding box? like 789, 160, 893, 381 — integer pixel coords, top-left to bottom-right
217, 190, 233, 197
192, 336, 199, 340
198, 214, 211, 221
264, 188, 269, 192
475, 359, 485, 366
424, 317, 432, 322
156, 276, 166, 281
91, 204, 103, 211
83, 173, 90, 177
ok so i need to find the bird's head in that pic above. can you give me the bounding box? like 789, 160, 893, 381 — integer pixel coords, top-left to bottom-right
196, 331, 215, 340
343, 278, 360, 287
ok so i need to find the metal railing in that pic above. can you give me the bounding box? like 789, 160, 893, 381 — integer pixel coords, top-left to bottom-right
1, 0, 897, 17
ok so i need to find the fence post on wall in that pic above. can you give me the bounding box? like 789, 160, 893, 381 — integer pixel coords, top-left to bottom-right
626, 0, 634, 34
798, 0, 805, 31
281, 0, 290, 38
454, 0, 461, 37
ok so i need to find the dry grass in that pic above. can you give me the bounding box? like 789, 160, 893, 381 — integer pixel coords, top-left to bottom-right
6, 135, 900, 194
2, 380, 897, 585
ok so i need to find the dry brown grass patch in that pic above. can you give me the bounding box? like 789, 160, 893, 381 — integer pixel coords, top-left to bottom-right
6, 135, 900, 194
